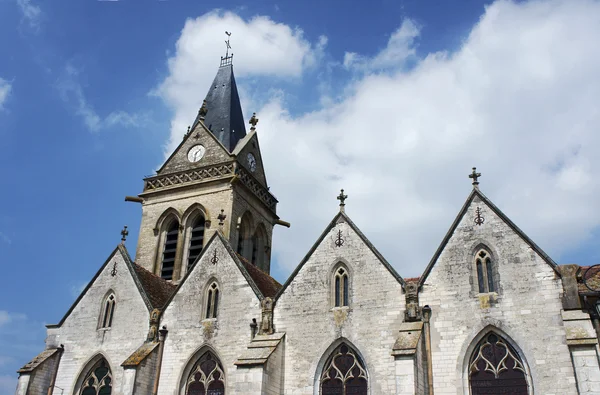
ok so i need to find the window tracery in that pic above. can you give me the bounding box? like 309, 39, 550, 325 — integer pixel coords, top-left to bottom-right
475, 249, 495, 293
320, 343, 367, 395
334, 267, 349, 307
80, 358, 112, 395
99, 293, 115, 329
185, 351, 225, 395
205, 282, 219, 319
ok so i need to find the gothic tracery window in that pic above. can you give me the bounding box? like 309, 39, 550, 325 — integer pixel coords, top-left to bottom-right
205, 282, 219, 319
469, 332, 528, 395
80, 358, 112, 395
161, 220, 180, 280
99, 293, 115, 329
320, 344, 368, 395
185, 351, 225, 395
334, 267, 349, 307
475, 249, 495, 293
187, 215, 205, 268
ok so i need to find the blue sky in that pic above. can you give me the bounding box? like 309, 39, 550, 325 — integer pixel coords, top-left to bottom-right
2, 0, 600, 392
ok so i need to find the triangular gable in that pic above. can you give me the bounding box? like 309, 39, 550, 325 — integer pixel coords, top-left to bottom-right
160, 232, 272, 311
47, 245, 157, 328
418, 188, 560, 288
275, 211, 405, 300
232, 129, 268, 187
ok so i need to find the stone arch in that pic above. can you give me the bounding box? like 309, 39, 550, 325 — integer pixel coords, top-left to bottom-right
250, 223, 268, 268
154, 207, 181, 235
313, 338, 370, 395
72, 353, 114, 395
236, 211, 254, 259
458, 325, 534, 395
178, 345, 226, 395
181, 204, 209, 275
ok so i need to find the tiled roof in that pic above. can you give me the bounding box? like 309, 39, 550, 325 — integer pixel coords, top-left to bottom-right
578, 265, 600, 294
132, 263, 177, 309
236, 254, 282, 298
404, 277, 420, 283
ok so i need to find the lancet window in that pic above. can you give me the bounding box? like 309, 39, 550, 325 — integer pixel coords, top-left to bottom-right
161, 220, 179, 280
475, 249, 495, 293
80, 358, 112, 395
185, 351, 225, 395
334, 267, 349, 307
320, 343, 368, 395
469, 332, 528, 394
205, 282, 219, 319
99, 293, 115, 329
187, 215, 205, 268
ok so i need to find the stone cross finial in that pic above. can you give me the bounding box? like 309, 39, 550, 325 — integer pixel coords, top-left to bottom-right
198, 100, 208, 120
337, 189, 348, 212
217, 209, 227, 227
249, 113, 259, 131
120, 226, 129, 244
469, 167, 481, 187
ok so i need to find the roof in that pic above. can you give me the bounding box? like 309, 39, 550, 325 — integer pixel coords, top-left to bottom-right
18, 347, 62, 373
236, 253, 282, 298
193, 64, 246, 152
122, 342, 160, 367
418, 188, 560, 287
132, 263, 177, 310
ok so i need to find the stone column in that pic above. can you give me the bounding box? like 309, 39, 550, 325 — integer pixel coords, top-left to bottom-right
563, 310, 600, 394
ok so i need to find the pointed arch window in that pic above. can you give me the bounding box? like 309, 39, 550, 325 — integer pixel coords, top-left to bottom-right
185, 351, 225, 395
205, 283, 219, 319
80, 358, 112, 395
469, 332, 528, 394
251, 234, 258, 265
187, 215, 205, 268
320, 343, 368, 395
475, 249, 495, 293
99, 293, 116, 329
334, 267, 349, 307
161, 220, 179, 280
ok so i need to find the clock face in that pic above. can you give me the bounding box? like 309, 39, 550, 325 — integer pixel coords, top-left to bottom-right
187, 145, 206, 163
247, 153, 257, 172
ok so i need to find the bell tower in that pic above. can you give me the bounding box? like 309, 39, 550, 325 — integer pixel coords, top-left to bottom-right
130, 52, 280, 282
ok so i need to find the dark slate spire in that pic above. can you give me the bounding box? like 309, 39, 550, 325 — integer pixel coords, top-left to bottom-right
196, 63, 247, 152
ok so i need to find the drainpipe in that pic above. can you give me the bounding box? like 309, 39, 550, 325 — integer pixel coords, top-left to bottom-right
422, 305, 434, 395
152, 326, 168, 395
47, 344, 64, 395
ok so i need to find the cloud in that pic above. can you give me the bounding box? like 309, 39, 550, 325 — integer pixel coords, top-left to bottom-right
156, 10, 324, 155
0, 311, 26, 329
16, 0, 41, 30
160, 0, 600, 278
57, 64, 150, 132
0, 79, 12, 110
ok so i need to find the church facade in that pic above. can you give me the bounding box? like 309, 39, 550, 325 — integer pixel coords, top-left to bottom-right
15, 57, 600, 395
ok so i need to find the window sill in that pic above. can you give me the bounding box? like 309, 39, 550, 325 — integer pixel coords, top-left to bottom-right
330, 306, 351, 312
97, 327, 111, 332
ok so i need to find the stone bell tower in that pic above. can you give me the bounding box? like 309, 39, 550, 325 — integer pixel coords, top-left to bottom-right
128, 50, 281, 283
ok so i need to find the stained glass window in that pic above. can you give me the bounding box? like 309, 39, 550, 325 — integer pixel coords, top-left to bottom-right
320, 344, 367, 395
80, 359, 112, 395
185, 351, 225, 395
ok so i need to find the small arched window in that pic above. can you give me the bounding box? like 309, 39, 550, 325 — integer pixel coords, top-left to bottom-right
205, 282, 219, 319
99, 293, 116, 329
475, 249, 495, 293
161, 220, 179, 280
185, 351, 225, 395
187, 215, 205, 268
320, 343, 368, 394
80, 358, 112, 395
334, 267, 349, 307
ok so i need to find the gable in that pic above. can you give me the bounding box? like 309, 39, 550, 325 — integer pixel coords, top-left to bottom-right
157, 121, 233, 175
233, 130, 268, 187
418, 188, 560, 287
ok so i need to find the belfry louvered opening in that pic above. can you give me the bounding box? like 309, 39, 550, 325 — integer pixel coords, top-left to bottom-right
188, 215, 205, 268
161, 220, 179, 280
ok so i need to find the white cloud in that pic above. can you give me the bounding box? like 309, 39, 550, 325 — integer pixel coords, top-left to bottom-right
160, 0, 600, 278
0, 79, 12, 109
156, 10, 324, 155
16, 0, 41, 30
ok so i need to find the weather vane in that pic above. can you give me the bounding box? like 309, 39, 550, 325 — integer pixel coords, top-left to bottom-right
221, 31, 233, 66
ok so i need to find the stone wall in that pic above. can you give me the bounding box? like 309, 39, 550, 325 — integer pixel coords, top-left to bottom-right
134, 347, 159, 395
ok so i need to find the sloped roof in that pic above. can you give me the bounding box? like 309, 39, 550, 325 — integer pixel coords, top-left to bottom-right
236, 253, 282, 298
132, 263, 177, 310
18, 347, 62, 373
418, 188, 560, 287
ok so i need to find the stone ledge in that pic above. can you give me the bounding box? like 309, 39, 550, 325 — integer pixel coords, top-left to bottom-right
392, 322, 423, 356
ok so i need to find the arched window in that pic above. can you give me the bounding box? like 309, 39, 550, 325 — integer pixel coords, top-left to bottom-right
205, 282, 219, 319
334, 267, 349, 307
185, 351, 225, 395
99, 293, 115, 329
320, 343, 367, 395
236, 212, 252, 259
475, 249, 495, 293
161, 220, 180, 280
80, 358, 112, 395
187, 215, 205, 268
469, 332, 528, 394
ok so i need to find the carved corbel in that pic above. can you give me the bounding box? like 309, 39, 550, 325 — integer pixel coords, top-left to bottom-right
259, 297, 274, 335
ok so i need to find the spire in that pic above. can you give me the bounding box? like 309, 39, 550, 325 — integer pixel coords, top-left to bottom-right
194, 34, 246, 152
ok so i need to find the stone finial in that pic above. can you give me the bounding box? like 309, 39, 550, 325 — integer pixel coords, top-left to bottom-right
217, 209, 227, 227
337, 189, 348, 213
469, 167, 482, 187
249, 113, 259, 131
120, 225, 129, 244
259, 297, 274, 335
198, 100, 208, 120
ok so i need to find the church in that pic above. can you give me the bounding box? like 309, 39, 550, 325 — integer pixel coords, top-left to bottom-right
14, 53, 600, 395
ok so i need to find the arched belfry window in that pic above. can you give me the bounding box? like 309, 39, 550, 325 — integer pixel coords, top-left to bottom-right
334, 267, 349, 307
469, 332, 528, 395
205, 282, 219, 319
185, 351, 225, 395
236, 212, 252, 259
99, 293, 115, 329
475, 249, 495, 293
80, 358, 112, 395
187, 215, 205, 268
320, 343, 368, 395
161, 219, 179, 280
